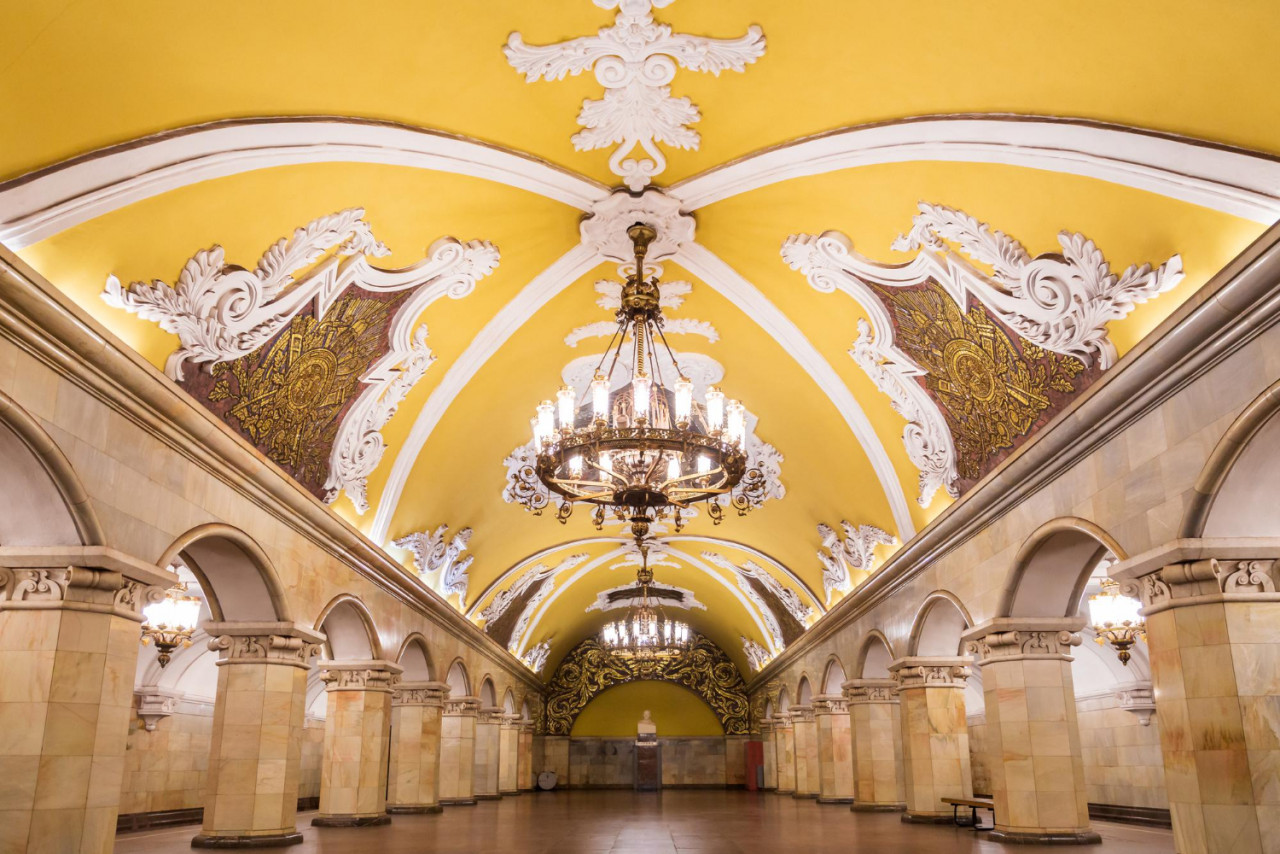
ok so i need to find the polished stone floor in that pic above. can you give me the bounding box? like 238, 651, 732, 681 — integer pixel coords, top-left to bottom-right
114, 791, 1173, 854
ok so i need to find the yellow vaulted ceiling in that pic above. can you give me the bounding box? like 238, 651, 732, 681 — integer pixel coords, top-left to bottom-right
3, 0, 1277, 681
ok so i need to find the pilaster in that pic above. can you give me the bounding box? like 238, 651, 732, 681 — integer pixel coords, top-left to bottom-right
889, 656, 973, 822
962, 618, 1101, 844
789, 705, 819, 798
812, 693, 854, 804
439, 696, 479, 805
192, 622, 324, 848
387, 680, 449, 814
843, 679, 906, 812
312, 659, 401, 828
0, 548, 174, 854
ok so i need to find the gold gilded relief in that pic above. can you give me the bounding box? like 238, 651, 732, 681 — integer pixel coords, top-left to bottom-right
544, 635, 750, 735
874, 282, 1092, 486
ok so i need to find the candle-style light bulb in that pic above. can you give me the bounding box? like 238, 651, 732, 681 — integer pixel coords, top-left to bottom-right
536, 400, 555, 448
705, 386, 725, 432
674, 377, 693, 426
697, 454, 712, 475
591, 373, 610, 424
666, 455, 681, 481
568, 454, 584, 478
557, 386, 575, 430
725, 399, 745, 448
632, 374, 651, 421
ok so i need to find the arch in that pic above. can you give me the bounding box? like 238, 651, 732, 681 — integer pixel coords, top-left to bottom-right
395, 633, 433, 681
478, 676, 497, 708
0, 390, 103, 546
907, 591, 974, 657
999, 517, 1126, 618
158, 523, 291, 622
777, 686, 791, 714
313, 594, 381, 660
501, 688, 516, 714
796, 675, 813, 705
520, 697, 531, 721
763, 698, 774, 718
821, 657, 847, 695
854, 630, 896, 678
544, 635, 749, 735
446, 659, 471, 697
1183, 380, 1280, 537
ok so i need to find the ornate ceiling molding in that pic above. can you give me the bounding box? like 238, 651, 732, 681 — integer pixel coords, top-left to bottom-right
521, 640, 552, 674
391, 524, 475, 607
584, 580, 705, 613
477, 552, 590, 627
816, 521, 896, 604
101, 208, 499, 511
504, 0, 765, 191
783, 204, 1183, 503
700, 551, 815, 626
742, 636, 773, 672
579, 188, 695, 263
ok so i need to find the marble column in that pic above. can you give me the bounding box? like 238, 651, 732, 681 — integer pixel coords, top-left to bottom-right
842, 678, 906, 812
0, 551, 173, 854
773, 714, 796, 794
473, 706, 502, 799
312, 659, 401, 827
386, 680, 448, 815
438, 696, 479, 805
517, 720, 534, 792
498, 712, 520, 795
889, 657, 973, 823
760, 720, 777, 790
1114, 551, 1280, 854
790, 705, 819, 798
813, 694, 855, 804
193, 622, 325, 847
962, 618, 1100, 844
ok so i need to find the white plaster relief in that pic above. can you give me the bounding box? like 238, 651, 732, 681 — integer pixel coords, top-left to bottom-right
585, 580, 705, 613
505, 0, 765, 190
477, 552, 590, 626
701, 551, 784, 651
521, 641, 552, 674
742, 636, 773, 672
392, 524, 475, 607
816, 521, 895, 605
699, 550, 814, 626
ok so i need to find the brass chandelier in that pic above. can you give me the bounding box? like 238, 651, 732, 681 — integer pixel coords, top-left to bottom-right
599, 544, 692, 660
140, 583, 201, 667
1088, 578, 1146, 665
522, 222, 766, 544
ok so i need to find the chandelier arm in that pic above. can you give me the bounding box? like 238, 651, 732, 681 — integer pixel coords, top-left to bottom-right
653, 319, 689, 383
646, 318, 669, 391
601, 320, 629, 389
587, 318, 628, 403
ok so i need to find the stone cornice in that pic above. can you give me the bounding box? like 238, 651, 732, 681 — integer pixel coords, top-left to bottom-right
961, 617, 1085, 665
747, 223, 1280, 690
392, 680, 450, 706
1110, 539, 1280, 615
206, 621, 326, 669
443, 696, 481, 716
771, 714, 793, 730
888, 656, 971, 689
789, 704, 815, 723
841, 678, 898, 704
811, 693, 849, 715
318, 659, 403, 692
0, 248, 544, 695
0, 547, 177, 621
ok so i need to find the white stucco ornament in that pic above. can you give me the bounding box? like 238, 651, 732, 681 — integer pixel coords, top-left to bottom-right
816, 521, 895, 605
506, 1, 765, 190
392, 524, 475, 607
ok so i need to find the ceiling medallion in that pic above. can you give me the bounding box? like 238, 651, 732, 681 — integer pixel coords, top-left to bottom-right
516, 222, 766, 544
599, 543, 692, 660
505, 0, 765, 190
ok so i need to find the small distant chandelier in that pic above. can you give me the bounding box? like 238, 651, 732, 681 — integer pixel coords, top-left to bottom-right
1088, 578, 1146, 665
599, 544, 692, 660
523, 222, 766, 544
140, 584, 201, 667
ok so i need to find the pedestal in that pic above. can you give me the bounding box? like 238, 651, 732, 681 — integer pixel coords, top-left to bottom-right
635, 738, 660, 791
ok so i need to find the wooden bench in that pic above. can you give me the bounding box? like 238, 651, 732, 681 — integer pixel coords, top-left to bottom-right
942, 797, 994, 831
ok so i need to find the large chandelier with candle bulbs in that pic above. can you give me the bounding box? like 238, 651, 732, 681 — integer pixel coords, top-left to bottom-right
599, 543, 692, 660
1088, 578, 1146, 665
140, 583, 202, 667
523, 223, 767, 544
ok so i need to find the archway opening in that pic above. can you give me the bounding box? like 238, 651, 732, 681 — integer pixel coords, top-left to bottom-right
571, 682, 725, 737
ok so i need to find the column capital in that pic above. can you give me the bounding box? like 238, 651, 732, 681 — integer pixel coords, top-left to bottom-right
391, 680, 449, 707
1108, 539, 1280, 616
789, 704, 815, 723
841, 678, 898, 704
500, 712, 522, 728
771, 713, 793, 730
517, 719, 535, 733
961, 617, 1085, 665
811, 694, 849, 715
888, 656, 970, 689
443, 695, 481, 716
758, 719, 774, 733
205, 621, 326, 669
318, 659, 403, 692
0, 546, 176, 621
477, 705, 504, 724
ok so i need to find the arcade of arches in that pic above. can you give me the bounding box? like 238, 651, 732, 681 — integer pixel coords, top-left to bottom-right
2, 2, 1280, 853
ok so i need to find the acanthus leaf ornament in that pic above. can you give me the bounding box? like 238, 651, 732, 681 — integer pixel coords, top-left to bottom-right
700, 551, 815, 625
103, 210, 499, 511
392, 524, 475, 607
477, 552, 590, 625
815, 521, 894, 604
741, 636, 772, 672
505, 2, 765, 190
521, 640, 552, 674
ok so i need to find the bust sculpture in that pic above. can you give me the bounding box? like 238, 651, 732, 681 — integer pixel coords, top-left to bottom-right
637, 709, 657, 736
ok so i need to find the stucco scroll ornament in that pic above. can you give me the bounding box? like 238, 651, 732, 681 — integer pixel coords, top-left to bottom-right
700, 551, 784, 651
477, 552, 590, 625
815, 521, 895, 604
505, 0, 765, 190
522, 640, 552, 674
102, 208, 500, 512
741, 636, 772, 672
392, 524, 475, 607
699, 551, 815, 624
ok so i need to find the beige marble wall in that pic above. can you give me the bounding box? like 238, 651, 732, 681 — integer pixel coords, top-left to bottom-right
892, 658, 972, 821
845, 680, 906, 811
773, 718, 796, 794
516, 723, 533, 791
1076, 694, 1166, 809
314, 662, 397, 826
813, 695, 854, 804
386, 681, 446, 813
119, 706, 212, 815
540, 734, 569, 788
298, 717, 325, 800
473, 707, 502, 798
760, 724, 777, 790
660, 738, 727, 787
498, 714, 520, 795
724, 735, 747, 786
568, 738, 634, 787
966, 715, 993, 796
558, 737, 733, 788
438, 697, 478, 805
790, 707, 819, 798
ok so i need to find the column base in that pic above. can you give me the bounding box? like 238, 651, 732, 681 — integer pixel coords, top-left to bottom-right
310, 814, 391, 828
191, 832, 304, 849
775, 788, 795, 795
439, 798, 478, 806
817, 797, 855, 804
386, 804, 443, 815
500, 789, 519, 796
988, 828, 1102, 845
901, 812, 957, 824
474, 793, 502, 800
792, 792, 819, 799
851, 802, 906, 813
